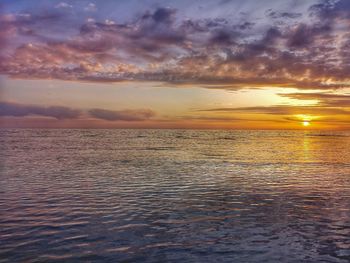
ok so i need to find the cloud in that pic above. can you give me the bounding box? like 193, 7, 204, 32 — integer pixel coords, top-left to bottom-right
0, 101, 81, 119
278, 92, 350, 107
309, 0, 350, 20
0, 2, 349, 90
172, 115, 289, 124
84, 3, 97, 12
196, 89, 350, 124
0, 101, 156, 121
266, 9, 302, 19
88, 108, 155, 121
150, 7, 176, 24
199, 105, 350, 116
55, 2, 73, 9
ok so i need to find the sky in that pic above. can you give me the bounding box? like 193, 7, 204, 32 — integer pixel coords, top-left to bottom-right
0, 0, 349, 129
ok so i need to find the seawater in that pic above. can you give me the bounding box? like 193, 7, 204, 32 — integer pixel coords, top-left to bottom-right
1, 129, 350, 262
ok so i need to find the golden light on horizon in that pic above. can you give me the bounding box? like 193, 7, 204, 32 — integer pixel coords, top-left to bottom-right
303, 121, 310, 127
294, 114, 317, 128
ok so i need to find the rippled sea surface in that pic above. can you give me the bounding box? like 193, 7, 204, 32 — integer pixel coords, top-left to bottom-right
1, 129, 350, 262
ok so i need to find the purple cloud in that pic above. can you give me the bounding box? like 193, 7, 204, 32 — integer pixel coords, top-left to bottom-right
0, 102, 81, 119
0, 101, 156, 122
0, 1, 349, 90
88, 108, 155, 121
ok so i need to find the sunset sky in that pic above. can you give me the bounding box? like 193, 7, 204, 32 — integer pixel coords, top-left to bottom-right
0, 0, 349, 129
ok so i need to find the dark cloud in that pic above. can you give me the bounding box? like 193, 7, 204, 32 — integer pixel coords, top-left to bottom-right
286, 23, 332, 48
0, 2, 349, 90
0, 101, 81, 119
209, 29, 237, 45
309, 0, 350, 20
88, 108, 155, 121
0, 101, 156, 122
236, 21, 255, 30
266, 9, 302, 19
151, 7, 176, 24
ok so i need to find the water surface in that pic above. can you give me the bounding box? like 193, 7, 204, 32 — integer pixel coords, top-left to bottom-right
1, 129, 350, 262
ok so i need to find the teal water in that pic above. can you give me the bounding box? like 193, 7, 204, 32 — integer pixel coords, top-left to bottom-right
1, 129, 350, 262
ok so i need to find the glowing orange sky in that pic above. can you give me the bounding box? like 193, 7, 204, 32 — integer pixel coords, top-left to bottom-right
0, 0, 349, 129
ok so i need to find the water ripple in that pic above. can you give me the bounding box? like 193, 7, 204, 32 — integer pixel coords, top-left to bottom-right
1, 129, 350, 262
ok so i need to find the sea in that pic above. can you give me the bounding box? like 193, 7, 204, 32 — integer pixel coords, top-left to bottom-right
0, 129, 349, 262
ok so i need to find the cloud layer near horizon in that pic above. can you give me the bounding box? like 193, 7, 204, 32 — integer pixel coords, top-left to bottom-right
0, 101, 155, 122
0, 0, 350, 90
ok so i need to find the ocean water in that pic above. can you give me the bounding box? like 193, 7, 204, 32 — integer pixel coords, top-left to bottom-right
0, 129, 350, 262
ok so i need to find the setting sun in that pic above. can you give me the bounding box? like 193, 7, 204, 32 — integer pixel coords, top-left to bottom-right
303, 121, 310, 127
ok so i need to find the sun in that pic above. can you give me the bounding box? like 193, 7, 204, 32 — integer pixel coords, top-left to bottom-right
302, 121, 310, 127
